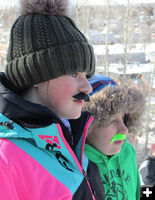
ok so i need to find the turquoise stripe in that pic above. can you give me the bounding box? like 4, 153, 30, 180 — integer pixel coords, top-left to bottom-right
0, 113, 89, 194
28, 123, 85, 172
75, 136, 83, 162
0, 114, 32, 139
9, 138, 88, 194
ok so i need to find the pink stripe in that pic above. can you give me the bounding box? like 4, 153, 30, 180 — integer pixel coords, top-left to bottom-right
81, 116, 95, 200
56, 122, 96, 200
56, 124, 83, 173
86, 180, 96, 200
0, 139, 72, 200
80, 117, 96, 200
81, 116, 93, 169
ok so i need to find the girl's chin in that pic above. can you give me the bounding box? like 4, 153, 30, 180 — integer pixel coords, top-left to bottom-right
67, 112, 81, 120
107, 148, 122, 155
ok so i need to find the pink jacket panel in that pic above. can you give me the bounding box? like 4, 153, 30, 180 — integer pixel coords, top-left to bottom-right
0, 139, 72, 200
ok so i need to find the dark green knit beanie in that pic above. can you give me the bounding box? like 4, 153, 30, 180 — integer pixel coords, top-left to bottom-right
5, 0, 95, 92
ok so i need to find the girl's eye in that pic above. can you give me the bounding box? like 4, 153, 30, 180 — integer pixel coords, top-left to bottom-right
70, 73, 78, 78
86, 74, 90, 79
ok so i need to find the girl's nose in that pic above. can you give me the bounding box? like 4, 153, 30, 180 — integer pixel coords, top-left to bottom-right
119, 121, 128, 134
79, 77, 93, 94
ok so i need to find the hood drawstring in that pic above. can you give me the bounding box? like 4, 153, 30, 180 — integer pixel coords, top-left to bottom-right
101, 156, 112, 188
102, 156, 126, 199
118, 157, 126, 199
85, 143, 128, 199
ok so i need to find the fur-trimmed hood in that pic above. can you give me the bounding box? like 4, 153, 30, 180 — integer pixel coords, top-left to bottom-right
83, 82, 147, 134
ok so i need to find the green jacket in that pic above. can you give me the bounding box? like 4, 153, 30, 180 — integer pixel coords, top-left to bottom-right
85, 140, 140, 200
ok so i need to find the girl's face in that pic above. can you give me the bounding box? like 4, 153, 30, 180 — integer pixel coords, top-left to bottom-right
33, 72, 92, 119
87, 114, 128, 155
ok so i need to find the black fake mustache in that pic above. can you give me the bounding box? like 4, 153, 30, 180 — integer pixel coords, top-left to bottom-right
73, 93, 90, 102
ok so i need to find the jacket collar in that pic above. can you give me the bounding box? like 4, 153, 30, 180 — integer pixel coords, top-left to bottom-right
0, 113, 70, 152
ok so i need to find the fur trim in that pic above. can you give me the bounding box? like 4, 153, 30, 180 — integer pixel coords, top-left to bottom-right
19, 0, 71, 16
83, 82, 147, 134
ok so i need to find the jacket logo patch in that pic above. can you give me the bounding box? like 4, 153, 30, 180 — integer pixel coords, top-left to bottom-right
56, 152, 73, 172
39, 135, 61, 149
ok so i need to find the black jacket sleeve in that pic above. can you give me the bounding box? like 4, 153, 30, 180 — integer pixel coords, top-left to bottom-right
139, 155, 155, 186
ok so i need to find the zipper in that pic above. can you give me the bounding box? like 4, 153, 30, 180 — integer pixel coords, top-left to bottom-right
83, 169, 96, 200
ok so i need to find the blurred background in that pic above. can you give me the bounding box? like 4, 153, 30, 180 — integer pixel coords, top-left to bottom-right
0, 0, 155, 166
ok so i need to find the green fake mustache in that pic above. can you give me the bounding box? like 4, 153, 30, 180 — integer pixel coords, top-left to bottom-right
110, 133, 126, 144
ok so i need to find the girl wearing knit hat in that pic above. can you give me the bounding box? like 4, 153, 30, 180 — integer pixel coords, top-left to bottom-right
139, 143, 155, 186
0, 1, 107, 199
83, 74, 147, 200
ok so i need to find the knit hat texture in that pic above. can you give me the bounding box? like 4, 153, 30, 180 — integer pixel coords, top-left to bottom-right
83, 74, 147, 134
89, 74, 117, 96
5, 0, 95, 92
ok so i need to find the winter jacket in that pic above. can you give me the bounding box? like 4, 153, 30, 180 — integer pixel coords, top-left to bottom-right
139, 154, 155, 186
85, 140, 140, 200
0, 73, 105, 200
